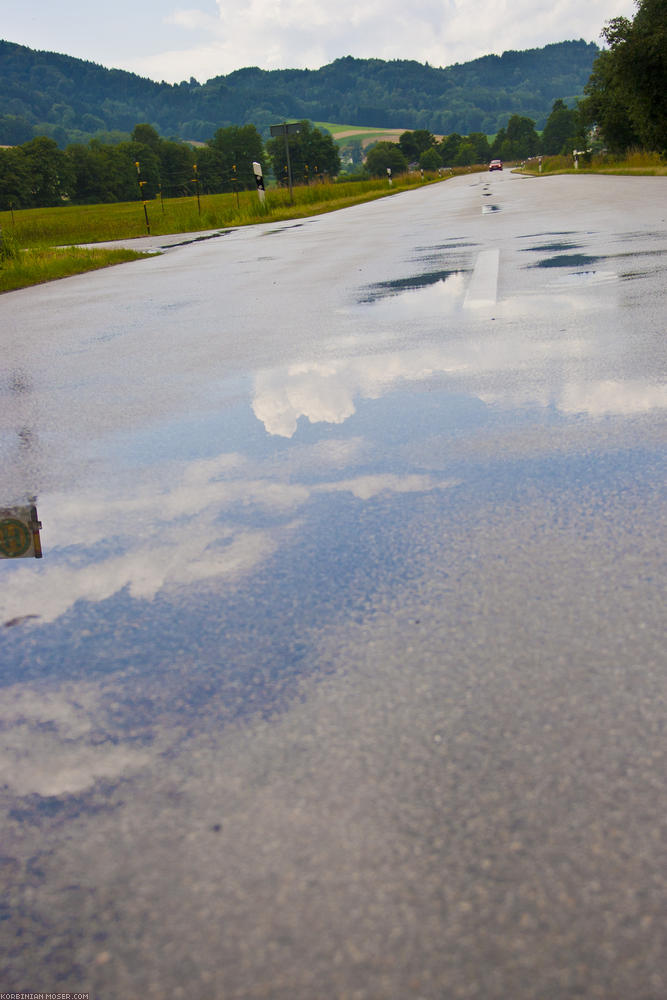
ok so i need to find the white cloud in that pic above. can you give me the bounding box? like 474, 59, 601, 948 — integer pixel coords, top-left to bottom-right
125, 0, 637, 82
0, 441, 455, 627
559, 380, 667, 417
165, 7, 218, 30
0, 682, 153, 796
315, 473, 459, 500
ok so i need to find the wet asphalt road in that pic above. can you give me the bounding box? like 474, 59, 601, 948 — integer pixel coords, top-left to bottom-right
0, 171, 666, 999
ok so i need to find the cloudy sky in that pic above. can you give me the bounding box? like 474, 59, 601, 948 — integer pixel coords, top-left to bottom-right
1, 0, 636, 83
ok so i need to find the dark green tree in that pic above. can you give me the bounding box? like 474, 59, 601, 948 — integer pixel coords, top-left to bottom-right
454, 141, 476, 166
158, 139, 195, 196
491, 115, 540, 159
194, 145, 226, 193
0, 146, 32, 208
208, 124, 265, 190
506, 115, 540, 157
131, 123, 162, 152
21, 136, 74, 205
364, 142, 408, 177
541, 99, 581, 154
419, 146, 442, 171
265, 121, 340, 185
438, 133, 463, 165
115, 140, 161, 199
579, 50, 640, 153
399, 129, 436, 162
468, 132, 492, 162
582, 0, 667, 152
67, 143, 113, 203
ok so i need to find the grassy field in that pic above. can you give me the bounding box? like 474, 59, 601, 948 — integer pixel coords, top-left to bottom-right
316, 123, 413, 147
520, 150, 667, 176
0, 172, 455, 292
0, 243, 152, 294
316, 122, 496, 146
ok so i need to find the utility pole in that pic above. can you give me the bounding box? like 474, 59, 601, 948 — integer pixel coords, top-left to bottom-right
270, 122, 301, 204
193, 163, 201, 214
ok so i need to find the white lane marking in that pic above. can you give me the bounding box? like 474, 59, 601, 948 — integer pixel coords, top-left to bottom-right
464, 249, 499, 309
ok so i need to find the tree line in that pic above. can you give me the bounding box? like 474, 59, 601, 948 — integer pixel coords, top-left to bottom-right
0, 121, 343, 210
363, 103, 581, 177
0, 108, 570, 212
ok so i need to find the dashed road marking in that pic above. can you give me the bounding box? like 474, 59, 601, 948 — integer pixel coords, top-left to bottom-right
464, 249, 499, 309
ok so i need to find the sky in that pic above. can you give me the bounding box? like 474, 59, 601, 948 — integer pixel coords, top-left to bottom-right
1, 0, 637, 84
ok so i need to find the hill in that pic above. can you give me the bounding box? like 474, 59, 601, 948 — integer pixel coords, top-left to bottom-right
0, 38, 598, 146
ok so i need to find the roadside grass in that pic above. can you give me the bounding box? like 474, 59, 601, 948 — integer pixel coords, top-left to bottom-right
0, 245, 153, 294
520, 150, 667, 176
1, 174, 437, 250
0, 168, 477, 292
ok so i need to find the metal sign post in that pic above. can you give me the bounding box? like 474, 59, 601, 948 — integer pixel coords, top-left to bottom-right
134, 161, 150, 234
270, 122, 301, 203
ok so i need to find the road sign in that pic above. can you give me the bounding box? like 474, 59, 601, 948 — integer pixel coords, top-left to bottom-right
252, 161, 265, 202
0, 505, 43, 559
270, 122, 301, 137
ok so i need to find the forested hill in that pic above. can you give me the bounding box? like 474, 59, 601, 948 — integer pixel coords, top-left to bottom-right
0, 38, 598, 146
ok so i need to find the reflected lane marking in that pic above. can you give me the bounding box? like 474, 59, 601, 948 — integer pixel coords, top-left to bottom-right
464, 249, 499, 309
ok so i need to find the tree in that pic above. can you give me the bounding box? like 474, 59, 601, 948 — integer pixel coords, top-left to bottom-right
0, 146, 32, 208
468, 132, 492, 163
399, 129, 436, 162
582, 0, 667, 152
265, 121, 340, 185
364, 142, 408, 177
132, 123, 161, 152
158, 139, 195, 197
438, 133, 463, 165
491, 115, 540, 160
209, 124, 265, 190
506, 115, 540, 158
21, 136, 74, 205
419, 147, 442, 171
194, 145, 225, 193
67, 143, 112, 203
115, 140, 161, 199
580, 50, 640, 153
541, 99, 581, 155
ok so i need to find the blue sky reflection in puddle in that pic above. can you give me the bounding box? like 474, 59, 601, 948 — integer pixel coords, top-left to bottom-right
1, 266, 665, 795
3, 266, 666, 644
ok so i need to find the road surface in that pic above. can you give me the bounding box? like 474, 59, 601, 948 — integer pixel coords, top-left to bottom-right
1, 171, 666, 999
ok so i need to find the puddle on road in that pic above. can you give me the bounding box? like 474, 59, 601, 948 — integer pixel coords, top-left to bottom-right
530, 253, 603, 269
261, 222, 310, 235
358, 268, 469, 302
2, 241, 666, 990
520, 242, 584, 253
